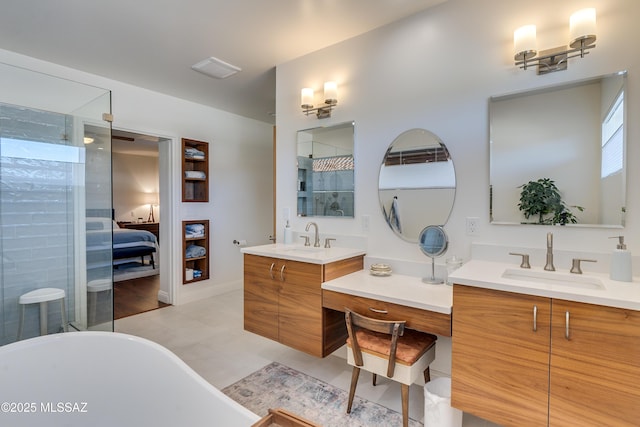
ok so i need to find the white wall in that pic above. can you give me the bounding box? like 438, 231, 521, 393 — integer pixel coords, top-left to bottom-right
0, 48, 274, 305
491, 83, 601, 224
112, 152, 160, 223
275, 0, 640, 265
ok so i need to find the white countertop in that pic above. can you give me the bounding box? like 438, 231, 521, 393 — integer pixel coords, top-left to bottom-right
241, 243, 366, 265
321, 270, 452, 314
449, 259, 640, 311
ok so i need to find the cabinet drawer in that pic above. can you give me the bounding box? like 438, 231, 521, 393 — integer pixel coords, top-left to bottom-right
323, 289, 451, 336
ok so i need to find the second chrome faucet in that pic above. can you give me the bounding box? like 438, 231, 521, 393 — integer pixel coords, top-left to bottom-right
305, 222, 320, 247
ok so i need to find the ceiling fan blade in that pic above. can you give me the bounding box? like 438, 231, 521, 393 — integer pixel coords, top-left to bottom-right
112, 135, 135, 142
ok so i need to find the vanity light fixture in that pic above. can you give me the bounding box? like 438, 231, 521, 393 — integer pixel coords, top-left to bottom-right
301, 81, 338, 119
514, 8, 596, 75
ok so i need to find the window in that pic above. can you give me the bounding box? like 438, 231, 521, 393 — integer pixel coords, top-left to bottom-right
601, 91, 624, 178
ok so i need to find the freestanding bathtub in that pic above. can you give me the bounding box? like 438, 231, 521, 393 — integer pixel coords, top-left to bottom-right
0, 332, 260, 426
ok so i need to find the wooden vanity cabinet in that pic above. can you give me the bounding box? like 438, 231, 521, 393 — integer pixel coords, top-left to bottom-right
451, 285, 551, 427
549, 300, 640, 426
243, 254, 280, 341
243, 253, 363, 357
452, 285, 640, 427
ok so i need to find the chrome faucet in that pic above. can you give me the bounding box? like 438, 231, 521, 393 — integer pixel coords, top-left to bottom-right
544, 232, 555, 271
305, 222, 320, 247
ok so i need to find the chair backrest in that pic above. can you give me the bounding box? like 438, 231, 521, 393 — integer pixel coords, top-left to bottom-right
345, 309, 406, 378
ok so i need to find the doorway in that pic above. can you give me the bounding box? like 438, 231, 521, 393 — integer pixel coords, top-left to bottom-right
111, 129, 171, 318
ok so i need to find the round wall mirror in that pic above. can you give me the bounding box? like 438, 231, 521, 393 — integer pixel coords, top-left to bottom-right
418, 225, 448, 284
378, 129, 456, 242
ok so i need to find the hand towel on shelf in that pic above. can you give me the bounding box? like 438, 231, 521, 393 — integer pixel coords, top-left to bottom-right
184, 170, 206, 179
185, 223, 205, 238
185, 244, 206, 259
184, 147, 205, 159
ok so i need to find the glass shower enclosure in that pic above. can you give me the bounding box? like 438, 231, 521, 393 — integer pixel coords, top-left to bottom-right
0, 63, 113, 345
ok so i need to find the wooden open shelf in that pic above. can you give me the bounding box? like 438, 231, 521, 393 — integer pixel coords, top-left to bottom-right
182, 220, 209, 284
182, 138, 209, 202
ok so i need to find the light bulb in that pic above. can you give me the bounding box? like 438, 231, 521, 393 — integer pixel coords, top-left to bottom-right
324, 81, 338, 104
301, 88, 314, 108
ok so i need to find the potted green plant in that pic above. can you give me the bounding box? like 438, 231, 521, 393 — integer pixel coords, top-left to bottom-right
517, 178, 583, 225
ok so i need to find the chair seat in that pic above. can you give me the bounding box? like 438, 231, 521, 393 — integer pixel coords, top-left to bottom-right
347, 328, 436, 365
19, 288, 65, 304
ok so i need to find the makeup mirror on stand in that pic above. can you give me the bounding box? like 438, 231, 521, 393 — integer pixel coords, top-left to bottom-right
418, 225, 448, 284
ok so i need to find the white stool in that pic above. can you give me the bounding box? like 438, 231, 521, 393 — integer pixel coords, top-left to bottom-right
87, 279, 112, 325
17, 288, 68, 340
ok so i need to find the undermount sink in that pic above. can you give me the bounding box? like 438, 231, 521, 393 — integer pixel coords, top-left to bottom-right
502, 268, 605, 290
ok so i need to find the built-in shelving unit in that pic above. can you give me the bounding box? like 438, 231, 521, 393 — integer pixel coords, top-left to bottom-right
182, 220, 209, 284
182, 138, 209, 202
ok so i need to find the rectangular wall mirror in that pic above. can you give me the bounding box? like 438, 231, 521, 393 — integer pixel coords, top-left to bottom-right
490, 71, 626, 227
297, 121, 354, 217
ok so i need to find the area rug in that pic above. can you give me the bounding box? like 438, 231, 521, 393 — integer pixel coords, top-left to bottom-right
222, 362, 421, 427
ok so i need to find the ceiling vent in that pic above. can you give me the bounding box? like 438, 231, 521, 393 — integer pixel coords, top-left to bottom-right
191, 56, 241, 79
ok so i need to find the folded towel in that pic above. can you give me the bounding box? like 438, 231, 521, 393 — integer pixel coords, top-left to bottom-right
185, 244, 206, 259
184, 147, 205, 159
184, 170, 206, 179
185, 224, 205, 238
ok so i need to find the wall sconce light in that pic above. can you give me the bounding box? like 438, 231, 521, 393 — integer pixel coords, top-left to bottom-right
514, 8, 596, 75
301, 81, 338, 119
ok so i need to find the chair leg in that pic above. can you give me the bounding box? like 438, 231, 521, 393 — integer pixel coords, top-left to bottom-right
17, 305, 25, 340
347, 367, 360, 414
372, 373, 377, 386
39, 302, 48, 335
60, 297, 68, 332
423, 366, 431, 383
89, 291, 98, 326
401, 383, 409, 427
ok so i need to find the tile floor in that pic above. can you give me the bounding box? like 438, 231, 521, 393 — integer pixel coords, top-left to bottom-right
115, 289, 499, 426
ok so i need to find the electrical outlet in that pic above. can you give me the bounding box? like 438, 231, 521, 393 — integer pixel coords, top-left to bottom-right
466, 217, 479, 236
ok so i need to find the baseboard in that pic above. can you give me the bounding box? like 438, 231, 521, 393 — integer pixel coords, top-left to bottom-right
157, 289, 170, 304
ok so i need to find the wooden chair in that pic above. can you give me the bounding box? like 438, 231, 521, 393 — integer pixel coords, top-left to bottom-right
345, 309, 437, 427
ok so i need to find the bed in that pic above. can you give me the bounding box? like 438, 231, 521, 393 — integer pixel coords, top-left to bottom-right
85, 217, 157, 270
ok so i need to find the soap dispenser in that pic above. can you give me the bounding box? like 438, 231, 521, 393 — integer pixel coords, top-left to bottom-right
283, 220, 293, 244
609, 236, 632, 282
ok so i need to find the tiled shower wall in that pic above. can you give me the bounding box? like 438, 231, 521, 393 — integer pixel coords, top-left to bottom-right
297, 156, 355, 217
0, 104, 77, 344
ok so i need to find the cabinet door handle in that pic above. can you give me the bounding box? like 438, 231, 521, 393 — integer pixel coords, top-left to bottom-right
269, 262, 275, 280
565, 311, 570, 340
368, 307, 388, 314
533, 305, 538, 332
280, 264, 286, 282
